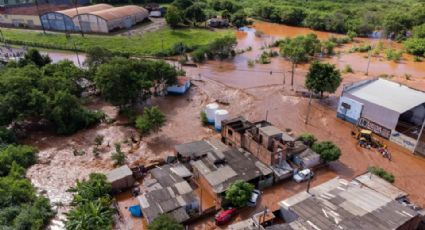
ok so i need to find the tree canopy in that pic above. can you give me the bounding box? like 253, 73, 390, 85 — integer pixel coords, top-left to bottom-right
135, 106, 166, 137
65, 173, 114, 230
225, 180, 254, 208
312, 141, 341, 162
148, 214, 184, 230
94, 58, 178, 109
305, 61, 342, 97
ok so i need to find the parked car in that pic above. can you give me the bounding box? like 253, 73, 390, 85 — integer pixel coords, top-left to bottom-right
215, 208, 237, 225
247, 189, 261, 207
293, 169, 314, 183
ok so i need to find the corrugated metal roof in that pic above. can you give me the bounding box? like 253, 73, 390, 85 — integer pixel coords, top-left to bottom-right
347, 78, 425, 113
106, 165, 132, 183
87, 5, 148, 21
57, 4, 113, 18
354, 172, 407, 200
278, 177, 418, 230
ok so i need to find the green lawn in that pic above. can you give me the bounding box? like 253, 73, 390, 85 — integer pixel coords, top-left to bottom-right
1, 27, 233, 56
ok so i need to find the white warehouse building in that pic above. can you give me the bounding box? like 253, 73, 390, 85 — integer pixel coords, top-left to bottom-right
74, 5, 149, 33
337, 78, 425, 155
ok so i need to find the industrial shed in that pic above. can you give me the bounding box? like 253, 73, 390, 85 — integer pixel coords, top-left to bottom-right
338, 78, 425, 155
74, 5, 148, 33
40, 4, 113, 31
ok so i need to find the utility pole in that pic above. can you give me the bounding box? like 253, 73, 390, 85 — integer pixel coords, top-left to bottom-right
34, 0, 46, 34
365, 50, 371, 76
307, 172, 312, 193
73, 42, 81, 68
74, 0, 84, 37
305, 91, 313, 124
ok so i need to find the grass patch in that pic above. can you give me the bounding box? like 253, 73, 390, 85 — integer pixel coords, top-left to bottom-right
368, 166, 395, 183
2, 27, 233, 56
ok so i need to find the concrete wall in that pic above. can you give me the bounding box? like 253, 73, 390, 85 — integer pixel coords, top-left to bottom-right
0, 14, 40, 28
344, 93, 400, 130
244, 134, 274, 166
221, 125, 244, 148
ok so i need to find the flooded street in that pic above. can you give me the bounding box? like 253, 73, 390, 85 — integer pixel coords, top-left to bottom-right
23, 21, 425, 229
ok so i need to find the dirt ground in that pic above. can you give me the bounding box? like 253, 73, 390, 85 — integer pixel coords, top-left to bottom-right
23, 21, 425, 230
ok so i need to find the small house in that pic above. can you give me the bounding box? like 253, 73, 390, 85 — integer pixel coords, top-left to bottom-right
291, 148, 321, 169
106, 165, 135, 192
208, 18, 229, 28
167, 77, 190, 95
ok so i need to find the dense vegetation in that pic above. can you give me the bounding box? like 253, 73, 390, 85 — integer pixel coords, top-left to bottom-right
249, 0, 425, 38
165, 0, 251, 28
65, 173, 114, 230
0, 143, 54, 229
0, 49, 103, 135
2, 28, 233, 57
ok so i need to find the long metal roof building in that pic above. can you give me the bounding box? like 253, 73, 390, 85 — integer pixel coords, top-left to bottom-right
40, 4, 148, 33
276, 177, 420, 230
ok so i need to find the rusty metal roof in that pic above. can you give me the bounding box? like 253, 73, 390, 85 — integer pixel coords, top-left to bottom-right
85, 5, 148, 21
57, 4, 113, 18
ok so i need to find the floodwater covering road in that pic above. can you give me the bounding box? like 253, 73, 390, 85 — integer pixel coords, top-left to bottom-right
23, 21, 425, 230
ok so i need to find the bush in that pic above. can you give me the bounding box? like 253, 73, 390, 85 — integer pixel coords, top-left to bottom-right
385, 48, 403, 62
247, 59, 255, 67
200, 111, 208, 126
342, 64, 353, 73
0, 127, 16, 146
368, 166, 395, 183
404, 38, 425, 57
191, 48, 206, 63
350, 44, 372, 53
148, 214, 184, 230
297, 133, 317, 147
0, 145, 37, 176
312, 141, 341, 162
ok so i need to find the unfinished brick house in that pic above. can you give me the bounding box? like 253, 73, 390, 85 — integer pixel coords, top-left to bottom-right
221, 117, 296, 181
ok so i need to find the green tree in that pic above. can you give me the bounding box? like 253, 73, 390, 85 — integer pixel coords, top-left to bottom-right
383, 11, 413, 39
225, 180, 254, 208
312, 141, 341, 162
0, 145, 37, 176
184, 3, 206, 26
111, 143, 126, 166
165, 6, 183, 28
305, 62, 342, 98
172, 0, 193, 10
413, 23, 425, 38
83, 46, 113, 74
297, 133, 317, 147
18, 49, 51, 67
231, 10, 250, 28
65, 173, 113, 230
94, 57, 150, 108
148, 214, 184, 230
65, 198, 114, 230
94, 135, 104, 147
135, 106, 166, 137
0, 127, 16, 146
280, 34, 320, 88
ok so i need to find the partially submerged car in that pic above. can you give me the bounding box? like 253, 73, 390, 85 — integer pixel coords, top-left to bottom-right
247, 189, 261, 207
215, 208, 237, 225
293, 168, 314, 183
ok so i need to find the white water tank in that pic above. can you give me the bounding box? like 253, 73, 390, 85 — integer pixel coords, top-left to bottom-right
214, 109, 229, 131
205, 103, 219, 124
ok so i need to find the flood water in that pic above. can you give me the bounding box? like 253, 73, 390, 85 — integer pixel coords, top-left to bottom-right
23, 21, 425, 230
186, 21, 425, 90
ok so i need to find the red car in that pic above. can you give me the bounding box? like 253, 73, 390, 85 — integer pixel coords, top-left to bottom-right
215, 208, 237, 225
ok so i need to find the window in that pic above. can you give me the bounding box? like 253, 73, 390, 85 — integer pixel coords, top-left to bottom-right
227, 129, 233, 136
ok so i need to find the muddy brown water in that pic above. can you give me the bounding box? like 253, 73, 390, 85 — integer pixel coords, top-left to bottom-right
24, 21, 425, 230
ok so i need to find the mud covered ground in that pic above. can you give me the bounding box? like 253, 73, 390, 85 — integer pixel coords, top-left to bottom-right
24, 21, 425, 229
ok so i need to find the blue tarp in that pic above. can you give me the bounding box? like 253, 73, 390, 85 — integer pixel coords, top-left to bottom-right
129, 205, 142, 218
